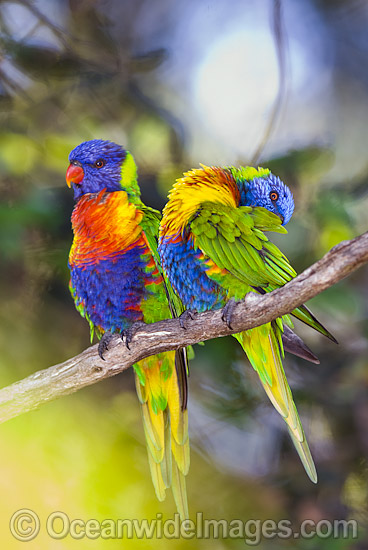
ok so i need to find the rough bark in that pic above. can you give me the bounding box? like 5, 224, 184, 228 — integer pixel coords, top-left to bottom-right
0, 231, 367, 424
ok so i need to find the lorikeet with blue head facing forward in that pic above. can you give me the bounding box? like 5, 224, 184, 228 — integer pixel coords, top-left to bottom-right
66, 139, 189, 518
158, 165, 337, 483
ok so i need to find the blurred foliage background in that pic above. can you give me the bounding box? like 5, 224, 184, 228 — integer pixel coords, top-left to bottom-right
0, 0, 367, 548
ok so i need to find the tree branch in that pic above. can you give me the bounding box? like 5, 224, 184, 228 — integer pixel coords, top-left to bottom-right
1, 231, 367, 424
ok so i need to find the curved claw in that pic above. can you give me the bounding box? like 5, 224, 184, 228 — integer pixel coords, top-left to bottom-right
221, 298, 239, 330
121, 321, 147, 350
179, 309, 196, 330
98, 331, 114, 360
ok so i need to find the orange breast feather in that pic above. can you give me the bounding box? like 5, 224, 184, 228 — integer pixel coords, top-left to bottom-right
69, 190, 145, 267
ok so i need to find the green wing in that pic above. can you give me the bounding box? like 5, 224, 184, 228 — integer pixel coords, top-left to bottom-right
141, 206, 186, 318
190, 202, 335, 341
141, 205, 190, 409
140, 205, 161, 262
191, 203, 293, 287
191, 203, 322, 482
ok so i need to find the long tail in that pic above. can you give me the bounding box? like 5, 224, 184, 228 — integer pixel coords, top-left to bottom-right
234, 322, 317, 483
134, 350, 190, 519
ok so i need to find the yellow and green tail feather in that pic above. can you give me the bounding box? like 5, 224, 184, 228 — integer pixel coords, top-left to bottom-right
134, 351, 190, 519
234, 324, 317, 483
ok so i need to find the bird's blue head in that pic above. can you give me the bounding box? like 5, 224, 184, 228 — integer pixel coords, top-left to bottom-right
235, 168, 294, 225
66, 139, 139, 201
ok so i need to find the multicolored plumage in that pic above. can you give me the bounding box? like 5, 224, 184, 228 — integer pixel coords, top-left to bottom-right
66, 139, 189, 518
158, 165, 336, 483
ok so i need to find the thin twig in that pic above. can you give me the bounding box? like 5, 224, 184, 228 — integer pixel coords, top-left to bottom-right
251, 0, 288, 164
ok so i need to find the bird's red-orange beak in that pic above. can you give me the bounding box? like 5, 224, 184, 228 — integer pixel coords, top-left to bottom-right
66, 163, 84, 188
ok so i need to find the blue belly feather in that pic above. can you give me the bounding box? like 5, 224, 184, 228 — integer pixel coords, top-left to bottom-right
158, 235, 226, 312
70, 246, 147, 332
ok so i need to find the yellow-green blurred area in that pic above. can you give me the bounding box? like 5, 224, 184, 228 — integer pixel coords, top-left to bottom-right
0, 0, 367, 548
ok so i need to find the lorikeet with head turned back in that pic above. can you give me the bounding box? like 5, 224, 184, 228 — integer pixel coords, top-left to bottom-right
66, 139, 189, 519
158, 165, 337, 483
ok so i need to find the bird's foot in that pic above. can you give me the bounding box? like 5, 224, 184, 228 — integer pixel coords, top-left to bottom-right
121, 321, 147, 350
179, 309, 196, 329
221, 299, 239, 330
98, 331, 114, 360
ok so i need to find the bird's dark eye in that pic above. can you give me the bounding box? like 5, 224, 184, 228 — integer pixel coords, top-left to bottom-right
270, 191, 279, 201
94, 159, 105, 168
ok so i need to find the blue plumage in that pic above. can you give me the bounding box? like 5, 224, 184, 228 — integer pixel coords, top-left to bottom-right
238, 174, 294, 225
69, 247, 147, 332
160, 235, 226, 312
68, 140, 127, 199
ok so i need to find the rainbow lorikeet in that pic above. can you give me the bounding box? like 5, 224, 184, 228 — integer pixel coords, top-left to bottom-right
66, 139, 189, 518
158, 165, 337, 483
